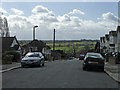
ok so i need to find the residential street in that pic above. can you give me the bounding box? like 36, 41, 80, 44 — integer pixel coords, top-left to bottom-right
2, 59, 119, 88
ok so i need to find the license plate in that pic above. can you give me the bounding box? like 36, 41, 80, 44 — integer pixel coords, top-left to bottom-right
26, 62, 32, 64
88, 61, 98, 64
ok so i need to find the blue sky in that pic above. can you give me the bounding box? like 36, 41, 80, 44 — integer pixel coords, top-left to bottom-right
0, 2, 119, 40
2, 2, 118, 21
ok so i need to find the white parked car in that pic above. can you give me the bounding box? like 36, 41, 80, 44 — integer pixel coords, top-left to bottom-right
21, 52, 45, 67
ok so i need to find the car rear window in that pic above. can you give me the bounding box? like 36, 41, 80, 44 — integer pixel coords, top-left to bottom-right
88, 54, 103, 59
80, 54, 84, 56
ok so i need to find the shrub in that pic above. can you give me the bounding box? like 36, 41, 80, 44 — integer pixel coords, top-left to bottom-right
2, 55, 14, 64
4, 51, 21, 62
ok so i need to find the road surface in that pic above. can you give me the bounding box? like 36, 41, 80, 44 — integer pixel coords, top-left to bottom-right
2, 59, 119, 88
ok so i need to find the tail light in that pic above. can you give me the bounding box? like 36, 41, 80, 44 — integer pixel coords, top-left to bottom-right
86, 58, 91, 61
99, 59, 104, 62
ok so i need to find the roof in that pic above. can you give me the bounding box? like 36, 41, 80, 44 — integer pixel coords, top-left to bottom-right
117, 26, 120, 32
100, 37, 105, 42
109, 31, 117, 36
2, 37, 20, 52
22, 39, 48, 52
105, 34, 109, 41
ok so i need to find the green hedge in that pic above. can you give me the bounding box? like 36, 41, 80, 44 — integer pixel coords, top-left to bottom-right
2, 55, 14, 64
3, 51, 21, 62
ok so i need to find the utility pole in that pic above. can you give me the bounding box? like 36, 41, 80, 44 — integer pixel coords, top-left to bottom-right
33, 26, 38, 40
53, 29, 55, 61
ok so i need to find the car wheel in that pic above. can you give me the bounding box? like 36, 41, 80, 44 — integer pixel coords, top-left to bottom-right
101, 68, 104, 71
83, 66, 87, 71
39, 63, 42, 67
21, 64, 25, 68
42, 63, 44, 66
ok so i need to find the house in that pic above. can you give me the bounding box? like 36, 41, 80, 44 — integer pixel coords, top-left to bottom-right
22, 39, 51, 60
95, 41, 100, 53
42, 45, 51, 59
109, 31, 117, 53
116, 26, 120, 52
2, 36, 21, 53
104, 34, 109, 53
100, 37, 105, 53
22, 39, 46, 55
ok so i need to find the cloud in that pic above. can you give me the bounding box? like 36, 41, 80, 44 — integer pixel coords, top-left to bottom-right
102, 12, 118, 22
69, 9, 85, 15
32, 5, 51, 14
11, 8, 24, 15
57, 14, 71, 22
4, 5, 117, 40
30, 5, 58, 24
0, 8, 8, 14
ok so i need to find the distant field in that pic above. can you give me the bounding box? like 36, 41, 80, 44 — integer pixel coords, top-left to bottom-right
46, 41, 96, 56
18, 40, 97, 57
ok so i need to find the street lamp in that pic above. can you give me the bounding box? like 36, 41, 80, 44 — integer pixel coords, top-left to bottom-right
53, 29, 55, 61
33, 25, 38, 40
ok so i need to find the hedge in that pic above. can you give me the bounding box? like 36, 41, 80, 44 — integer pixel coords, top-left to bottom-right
3, 51, 21, 62
2, 55, 13, 64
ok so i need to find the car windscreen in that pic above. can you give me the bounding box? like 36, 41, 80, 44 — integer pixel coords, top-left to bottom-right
26, 54, 39, 57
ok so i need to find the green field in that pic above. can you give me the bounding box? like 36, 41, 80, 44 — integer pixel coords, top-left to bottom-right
46, 41, 96, 56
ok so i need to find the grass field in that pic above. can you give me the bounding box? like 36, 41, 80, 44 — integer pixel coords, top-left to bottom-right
46, 41, 97, 56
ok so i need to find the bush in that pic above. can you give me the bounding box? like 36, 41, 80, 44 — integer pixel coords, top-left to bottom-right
2, 55, 14, 64
3, 51, 21, 62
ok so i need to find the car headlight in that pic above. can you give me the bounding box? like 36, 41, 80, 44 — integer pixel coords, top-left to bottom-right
21, 60, 25, 62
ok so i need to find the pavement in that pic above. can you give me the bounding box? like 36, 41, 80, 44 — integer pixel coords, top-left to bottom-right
0, 62, 21, 73
104, 62, 120, 83
1, 60, 120, 83
0, 61, 49, 73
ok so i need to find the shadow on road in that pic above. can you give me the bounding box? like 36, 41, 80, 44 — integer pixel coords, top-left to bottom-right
84, 68, 105, 73
20, 65, 46, 68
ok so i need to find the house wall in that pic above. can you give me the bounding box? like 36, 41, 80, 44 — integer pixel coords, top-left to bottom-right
117, 31, 120, 52
100, 37, 105, 53
0, 37, 1, 90
105, 37, 109, 53
42, 47, 51, 59
109, 35, 117, 53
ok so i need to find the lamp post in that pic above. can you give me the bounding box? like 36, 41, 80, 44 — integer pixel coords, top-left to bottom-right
53, 29, 55, 61
33, 25, 38, 40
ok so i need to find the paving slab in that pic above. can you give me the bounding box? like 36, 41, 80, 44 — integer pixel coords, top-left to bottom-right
104, 62, 120, 82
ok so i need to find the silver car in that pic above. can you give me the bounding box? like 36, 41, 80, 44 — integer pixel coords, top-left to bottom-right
21, 52, 45, 67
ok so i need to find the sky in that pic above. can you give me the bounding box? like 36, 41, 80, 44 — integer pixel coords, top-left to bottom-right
0, 1, 119, 40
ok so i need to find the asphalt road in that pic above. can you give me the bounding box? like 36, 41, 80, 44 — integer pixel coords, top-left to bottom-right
2, 59, 119, 88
